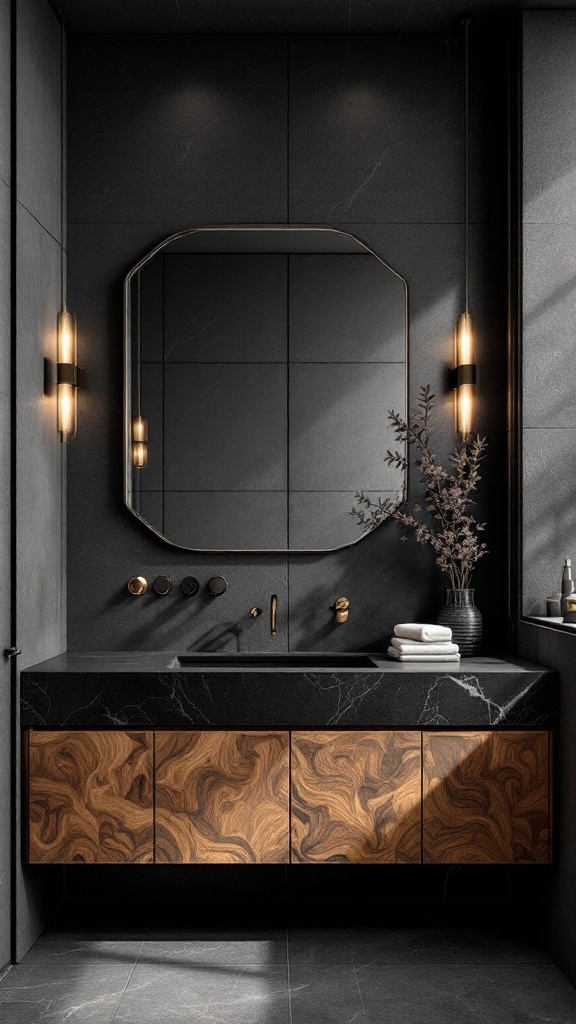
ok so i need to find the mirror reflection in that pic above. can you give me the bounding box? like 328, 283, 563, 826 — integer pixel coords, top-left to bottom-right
125, 227, 407, 552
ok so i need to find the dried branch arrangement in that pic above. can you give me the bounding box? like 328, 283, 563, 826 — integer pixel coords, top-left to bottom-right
351, 385, 488, 589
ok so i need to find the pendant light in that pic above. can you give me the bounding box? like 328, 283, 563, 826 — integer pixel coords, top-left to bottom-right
56, 25, 83, 442
455, 16, 476, 440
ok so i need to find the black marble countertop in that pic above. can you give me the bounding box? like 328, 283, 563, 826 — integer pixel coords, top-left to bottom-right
20, 653, 558, 730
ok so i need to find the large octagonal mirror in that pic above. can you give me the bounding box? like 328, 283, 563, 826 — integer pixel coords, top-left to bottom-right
124, 226, 407, 552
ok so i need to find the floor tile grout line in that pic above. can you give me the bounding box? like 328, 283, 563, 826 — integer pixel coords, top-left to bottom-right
352, 964, 368, 1021
109, 943, 144, 1022
286, 925, 293, 1024
426, 906, 459, 967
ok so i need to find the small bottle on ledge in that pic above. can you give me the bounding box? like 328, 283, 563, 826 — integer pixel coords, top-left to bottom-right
561, 558, 575, 619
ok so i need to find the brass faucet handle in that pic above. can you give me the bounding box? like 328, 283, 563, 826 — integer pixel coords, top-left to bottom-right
334, 596, 350, 623
127, 576, 148, 596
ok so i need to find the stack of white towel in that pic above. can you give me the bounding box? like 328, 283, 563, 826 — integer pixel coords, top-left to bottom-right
387, 623, 460, 662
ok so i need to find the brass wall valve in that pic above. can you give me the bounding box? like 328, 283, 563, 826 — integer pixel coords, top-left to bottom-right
334, 597, 350, 623
127, 576, 148, 596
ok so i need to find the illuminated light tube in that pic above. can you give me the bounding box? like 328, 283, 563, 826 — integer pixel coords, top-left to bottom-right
455, 311, 476, 439
56, 308, 83, 443
132, 416, 148, 468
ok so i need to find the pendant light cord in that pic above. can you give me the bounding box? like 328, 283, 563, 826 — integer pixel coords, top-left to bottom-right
463, 16, 471, 315
61, 21, 67, 310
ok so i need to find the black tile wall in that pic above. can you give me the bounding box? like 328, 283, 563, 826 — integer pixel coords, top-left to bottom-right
16, 0, 62, 242
163, 254, 287, 363
52, 0, 517, 36
522, 11, 576, 227
522, 428, 576, 616
288, 253, 405, 363
68, 35, 288, 226
288, 35, 462, 224
522, 224, 576, 429
164, 364, 287, 491
0, 2, 8, 191
67, 29, 509, 652
522, 11, 576, 614
288, 362, 402, 489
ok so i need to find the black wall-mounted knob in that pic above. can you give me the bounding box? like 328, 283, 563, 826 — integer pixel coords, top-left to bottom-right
208, 575, 228, 597
181, 576, 200, 597
153, 575, 172, 596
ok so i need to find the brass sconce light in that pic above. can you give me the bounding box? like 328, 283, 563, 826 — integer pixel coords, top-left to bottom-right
132, 415, 148, 468
56, 309, 84, 443
453, 16, 477, 440
455, 310, 476, 438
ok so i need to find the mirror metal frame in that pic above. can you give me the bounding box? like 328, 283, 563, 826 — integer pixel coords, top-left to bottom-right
124, 225, 408, 554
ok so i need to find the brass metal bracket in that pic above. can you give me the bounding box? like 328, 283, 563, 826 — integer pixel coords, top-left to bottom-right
449, 364, 476, 389
57, 362, 85, 388
44, 357, 86, 395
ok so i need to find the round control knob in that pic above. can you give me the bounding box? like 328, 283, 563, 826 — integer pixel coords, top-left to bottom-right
208, 575, 228, 597
181, 576, 200, 597
127, 576, 148, 596
153, 575, 172, 596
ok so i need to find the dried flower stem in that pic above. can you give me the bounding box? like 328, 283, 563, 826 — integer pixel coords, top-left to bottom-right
350, 384, 488, 588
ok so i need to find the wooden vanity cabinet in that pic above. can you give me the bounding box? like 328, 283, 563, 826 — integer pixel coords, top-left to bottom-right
155, 731, 290, 863
27, 730, 153, 863
422, 731, 551, 864
26, 728, 552, 865
291, 731, 422, 863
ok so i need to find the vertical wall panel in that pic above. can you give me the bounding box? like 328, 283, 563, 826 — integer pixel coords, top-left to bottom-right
0, 0, 11, 972
518, 621, 576, 982
15, 0, 65, 961
522, 12, 576, 615
520, 10, 576, 985
15, 0, 61, 241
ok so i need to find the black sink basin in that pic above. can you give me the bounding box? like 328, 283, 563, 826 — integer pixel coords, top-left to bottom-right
176, 653, 379, 669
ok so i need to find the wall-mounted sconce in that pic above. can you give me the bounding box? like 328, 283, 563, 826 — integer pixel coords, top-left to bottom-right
455, 310, 476, 438
132, 415, 148, 468
56, 308, 84, 443
453, 16, 477, 441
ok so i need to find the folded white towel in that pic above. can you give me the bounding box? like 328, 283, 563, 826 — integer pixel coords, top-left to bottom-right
387, 647, 460, 662
394, 623, 452, 643
390, 637, 459, 655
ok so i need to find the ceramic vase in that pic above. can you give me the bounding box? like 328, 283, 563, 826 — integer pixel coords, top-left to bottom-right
437, 588, 482, 657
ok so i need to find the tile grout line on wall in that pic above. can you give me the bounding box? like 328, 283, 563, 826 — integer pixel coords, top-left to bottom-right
286, 33, 290, 650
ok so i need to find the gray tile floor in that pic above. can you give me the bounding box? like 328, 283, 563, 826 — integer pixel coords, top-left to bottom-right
1, 903, 575, 1023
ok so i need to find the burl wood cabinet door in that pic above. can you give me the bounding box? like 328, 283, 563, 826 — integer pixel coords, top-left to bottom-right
155, 731, 290, 863
291, 731, 422, 863
423, 731, 551, 864
28, 730, 153, 863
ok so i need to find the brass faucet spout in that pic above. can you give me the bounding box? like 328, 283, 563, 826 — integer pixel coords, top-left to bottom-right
270, 594, 278, 636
